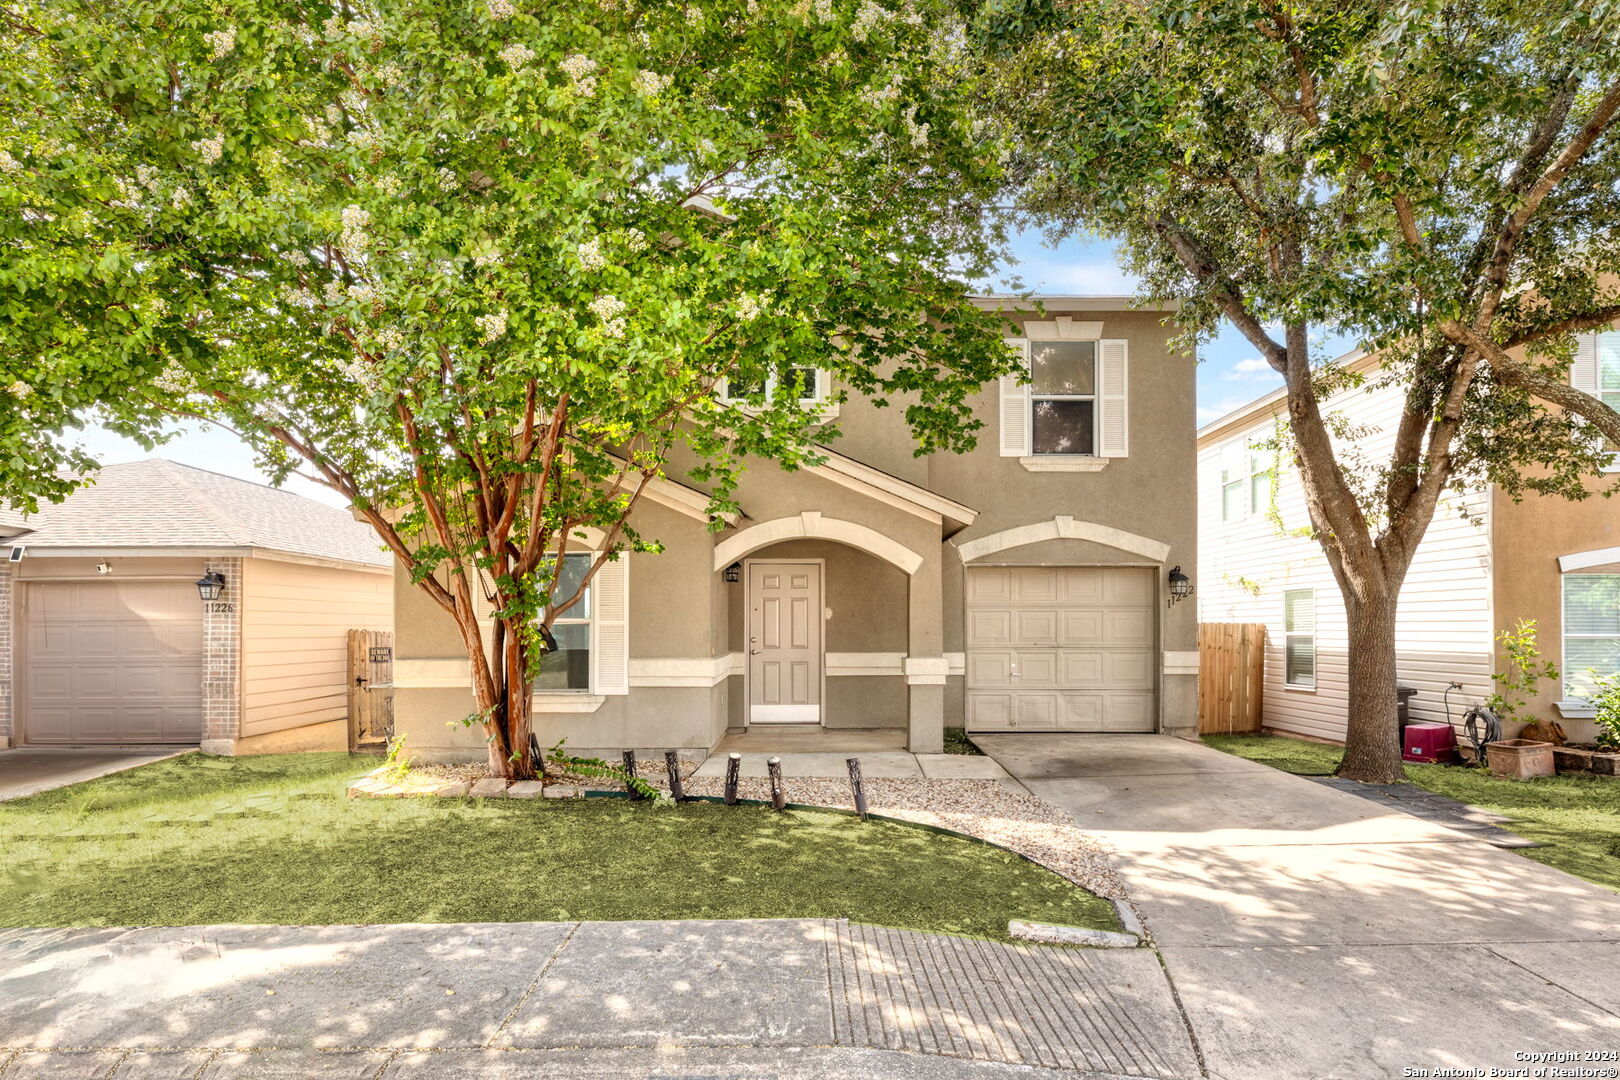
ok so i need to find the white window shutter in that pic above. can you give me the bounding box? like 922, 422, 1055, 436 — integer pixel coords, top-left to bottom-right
1098, 338, 1129, 458
591, 554, 630, 695
1572, 332, 1600, 393
998, 339, 1031, 456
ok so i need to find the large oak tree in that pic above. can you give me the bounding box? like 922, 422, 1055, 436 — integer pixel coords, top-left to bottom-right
975, 0, 1620, 781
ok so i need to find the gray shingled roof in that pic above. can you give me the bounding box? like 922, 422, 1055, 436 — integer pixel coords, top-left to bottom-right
1, 459, 389, 569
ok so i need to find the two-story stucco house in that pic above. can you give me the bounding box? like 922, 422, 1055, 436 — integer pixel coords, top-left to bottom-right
391, 296, 1200, 761
1198, 329, 1619, 745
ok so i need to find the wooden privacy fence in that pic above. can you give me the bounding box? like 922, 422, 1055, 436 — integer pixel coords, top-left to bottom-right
1198, 622, 1266, 734
347, 629, 395, 750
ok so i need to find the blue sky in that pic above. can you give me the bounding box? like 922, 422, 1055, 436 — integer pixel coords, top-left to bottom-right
76, 228, 1296, 507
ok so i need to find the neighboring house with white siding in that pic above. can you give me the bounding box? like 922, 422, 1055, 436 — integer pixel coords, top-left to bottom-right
0, 460, 392, 755
1199, 330, 1620, 745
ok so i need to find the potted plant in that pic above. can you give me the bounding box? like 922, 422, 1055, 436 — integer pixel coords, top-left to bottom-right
1487, 619, 1563, 745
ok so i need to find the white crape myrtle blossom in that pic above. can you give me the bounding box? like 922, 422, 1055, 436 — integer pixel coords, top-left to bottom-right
170, 187, 191, 208
437, 167, 459, 192
624, 227, 648, 252
473, 246, 502, 268
322, 279, 346, 306
8, 381, 31, 399
735, 293, 765, 322
851, 0, 887, 41
376, 62, 405, 86
203, 28, 236, 60
373, 326, 405, 352
632, 69, 672, 97
347, 282, 378, 306
375, 174, 403, 196
192, 135, 225, 164
588, 293, 628, 338
347, 128, 380, 152
281, 249, 311, 268
340, 204, 371, 251
0, 150, 20, 173
559, 54, 598, 96
476, 310, 509, 343
576, 238, 607, 272
901, 104, 929, 147
499, 42, 536, 69
486, 0, 516, 18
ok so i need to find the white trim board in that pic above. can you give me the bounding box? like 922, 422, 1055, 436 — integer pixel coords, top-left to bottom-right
1559, 546, 1620, 573
715, 512, 926, 575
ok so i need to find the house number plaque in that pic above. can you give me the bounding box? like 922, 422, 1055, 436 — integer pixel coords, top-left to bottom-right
205, 602, 236, 614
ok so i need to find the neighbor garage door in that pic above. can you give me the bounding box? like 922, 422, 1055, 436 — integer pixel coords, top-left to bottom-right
22, 580, 204, 744
965, 566, 1156, 732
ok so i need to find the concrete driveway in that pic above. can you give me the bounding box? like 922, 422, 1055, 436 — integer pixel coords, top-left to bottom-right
976, 733, 1620, 1080
0, 747, 190, 801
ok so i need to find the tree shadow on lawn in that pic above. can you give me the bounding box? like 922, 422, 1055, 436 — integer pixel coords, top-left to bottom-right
0, 798, 1114, 942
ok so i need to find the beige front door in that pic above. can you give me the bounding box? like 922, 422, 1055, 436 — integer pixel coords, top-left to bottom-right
21, 579, 205, 744
965, 566, 1156, 732
747, 561, 823, 724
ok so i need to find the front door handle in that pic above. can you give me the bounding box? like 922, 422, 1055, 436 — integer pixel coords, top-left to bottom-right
750, 648, 763, 655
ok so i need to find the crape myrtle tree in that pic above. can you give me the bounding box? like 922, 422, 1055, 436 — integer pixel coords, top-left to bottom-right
0, 0, 1017, 778
973, 0, 1620, 782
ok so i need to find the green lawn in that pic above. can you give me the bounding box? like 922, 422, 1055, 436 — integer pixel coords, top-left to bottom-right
0, 752, 1116, 942
1203, 734, 1620, 891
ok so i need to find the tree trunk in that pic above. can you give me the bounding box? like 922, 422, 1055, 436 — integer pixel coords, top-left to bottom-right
1336, 593, 1405, 784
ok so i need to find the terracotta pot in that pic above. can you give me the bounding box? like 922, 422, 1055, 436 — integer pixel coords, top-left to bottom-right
1486, 739, 1555, 780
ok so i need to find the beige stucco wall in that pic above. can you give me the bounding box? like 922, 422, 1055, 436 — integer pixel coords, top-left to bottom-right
238, 556, 392, 746
1491, 482, 1620, 742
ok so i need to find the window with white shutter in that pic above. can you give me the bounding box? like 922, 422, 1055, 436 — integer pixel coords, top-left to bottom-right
590, 554, 630, 695
1572, 331, 1620, 470
1097, 339, 1129, 457
998, 339, 1031, 456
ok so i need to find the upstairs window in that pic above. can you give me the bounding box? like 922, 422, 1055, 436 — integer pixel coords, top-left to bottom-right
1599, 331, 1620, 410
1030, 341, 1096, 456
1564, 573, 1620, 700
721, 366, 825, 407
1220, 440, 1276, 522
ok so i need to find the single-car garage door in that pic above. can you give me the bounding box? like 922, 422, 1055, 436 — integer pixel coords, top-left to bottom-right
965, 566, 1156, 732
21, 580, 204, 744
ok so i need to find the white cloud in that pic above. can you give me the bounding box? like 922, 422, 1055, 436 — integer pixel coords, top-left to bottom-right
1197, 397, 1261, 425
1221, 357, 1283, 382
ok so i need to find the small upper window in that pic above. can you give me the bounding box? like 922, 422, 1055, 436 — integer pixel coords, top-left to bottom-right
1030, 340, 1096, 456
721, 366, 824, 407
1599, 331, 1620, 411
1221, 440, 1275, 522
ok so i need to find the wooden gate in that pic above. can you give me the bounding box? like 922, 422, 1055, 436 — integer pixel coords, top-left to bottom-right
1198, 622, 1265, 734
347, 628, 395, 750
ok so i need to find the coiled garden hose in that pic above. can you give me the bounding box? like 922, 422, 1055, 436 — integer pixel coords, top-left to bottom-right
1444, 681, 1501, 766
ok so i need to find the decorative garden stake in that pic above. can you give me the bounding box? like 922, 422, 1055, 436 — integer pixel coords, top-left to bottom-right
622, 750, 640, 799
724, 753, 741, 805
767, 757, 786, 810
847, 758, 868, 820
665, 750, 685, 801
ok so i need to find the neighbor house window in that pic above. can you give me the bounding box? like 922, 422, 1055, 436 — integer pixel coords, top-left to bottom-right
1220, 440, 1276, 521
1284, 589, 1316, 688
1563, 573, 1620, 699
1030, 340, 1096, 455
537, 553, 593, 691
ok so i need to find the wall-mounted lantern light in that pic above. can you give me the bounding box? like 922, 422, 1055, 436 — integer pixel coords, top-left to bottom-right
195, 570, 227, 602
724, 562, 742, 584
1167, 565, 1194, 607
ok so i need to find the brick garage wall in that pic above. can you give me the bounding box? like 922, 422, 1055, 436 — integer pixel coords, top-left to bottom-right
0, 562, 11, 748
200, 557, 243, 754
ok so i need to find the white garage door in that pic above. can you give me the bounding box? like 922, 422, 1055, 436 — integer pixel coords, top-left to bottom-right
965, 566, 1156, 732
22, 580, 204, 744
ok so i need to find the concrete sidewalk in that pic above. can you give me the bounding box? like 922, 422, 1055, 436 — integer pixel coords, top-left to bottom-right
0, 920, 1199, 1079
977, 733, 1620, 1080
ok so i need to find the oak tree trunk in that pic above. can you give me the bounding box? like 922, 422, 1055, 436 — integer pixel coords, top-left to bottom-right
1336, 593, 1405, 784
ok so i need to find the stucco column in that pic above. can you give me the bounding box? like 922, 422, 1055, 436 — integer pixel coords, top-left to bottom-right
905, 550, 945, 754
199, 557, 243, 755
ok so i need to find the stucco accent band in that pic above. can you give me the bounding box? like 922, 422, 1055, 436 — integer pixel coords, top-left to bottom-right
904, 656, 949, 685
954, 515, 1172, 564
714, 512, 925, 575
1162, 650, 1199, 675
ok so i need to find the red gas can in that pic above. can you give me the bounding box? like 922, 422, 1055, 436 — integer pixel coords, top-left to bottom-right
1402, 722, 1458, 764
